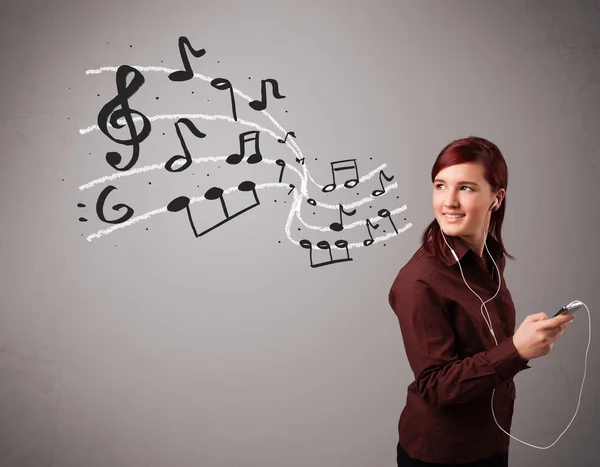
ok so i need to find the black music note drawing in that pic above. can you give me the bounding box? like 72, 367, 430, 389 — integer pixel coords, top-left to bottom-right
249, 79, 285, 111
299, 239, 353, 268
165, 118, 206, 172
96, 185, 134, 224
378, 208, 398, 234
97, 65, 151, 171
363, 218, 380, 246
278, 131, 296, 144
330, 203, 357, 232
210, 78, 237, 121
167, 181, 260, 238
296, 157, 305, 165
228, 131, 262, 165
276, 159, 286, 183
372, 170, 394, 197
168, 36, 206, 82
288, 184, 295, 195
307, 198, 317, 206
322, 159, 359, 193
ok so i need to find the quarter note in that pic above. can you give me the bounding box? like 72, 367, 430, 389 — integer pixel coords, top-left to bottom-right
96, 185, 134, 224
330, 203, 357, 232
168, 36, 206, 82
322, 159, 359, 193
372, 170, 394, 197
276, 159, 286, 183
167, 181, 260, 238
249, 78, 285, 111
228, 130, 262, 165
278, 131, 296, 143
97, 65, 151, 171
299, 239, 353, 268
210, 78, 237, 121
165, 118, 206, 173
363, 218, 380, 246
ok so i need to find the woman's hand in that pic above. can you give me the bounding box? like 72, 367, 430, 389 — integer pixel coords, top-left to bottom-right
513, 312, 575, 361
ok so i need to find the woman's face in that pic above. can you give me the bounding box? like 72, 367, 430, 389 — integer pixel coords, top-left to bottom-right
432, 162, 502, 240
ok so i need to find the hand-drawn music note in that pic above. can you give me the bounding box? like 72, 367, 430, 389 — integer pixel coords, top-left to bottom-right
378, 208, 398, 234
299, 239, 353, 268
249, 79, 286, 111
97, 65, 151, 171
96, 185, 134, 224
307, 198, 317, 206
296, 157, 305, 165
288, 184, 295, 195
276, 159, 286, 183
322, 159, 359, 193
165, 118, 206, 172
227, 131, 262, 165
168, 36, 206, 82
372, 170, 394, 197
167, 181, 260, 238
278, 131, 296, 143
330, 203, 357, 232
210, 78, 237, 121
363, 218, 380, 246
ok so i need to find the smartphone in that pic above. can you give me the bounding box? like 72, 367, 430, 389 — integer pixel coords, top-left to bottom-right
553, 300, 583, 318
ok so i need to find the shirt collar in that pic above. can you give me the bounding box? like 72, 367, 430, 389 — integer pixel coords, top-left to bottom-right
441, 233, 504, 267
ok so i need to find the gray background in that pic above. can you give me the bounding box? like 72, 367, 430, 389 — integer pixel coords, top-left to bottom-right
1, 0, 599, 465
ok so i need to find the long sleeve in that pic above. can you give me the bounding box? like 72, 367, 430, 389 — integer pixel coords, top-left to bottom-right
389, 275, 530, 409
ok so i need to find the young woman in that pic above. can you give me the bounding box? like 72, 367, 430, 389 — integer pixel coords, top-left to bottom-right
388, 136, 574, 466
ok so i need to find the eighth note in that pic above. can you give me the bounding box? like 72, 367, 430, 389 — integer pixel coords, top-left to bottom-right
249, 79, 285, 111
276, 159, 286, 183
228, 131, 262, 165
330, 203, 357, 232
168, 36, 206, 82
278, 131, 296, 144
363, 218, 380, 246
299, 239, 353, 268
372, 170, 394, 197
210, 78, 237, 121
322, 159, 359, 193
165, 118, 206, 173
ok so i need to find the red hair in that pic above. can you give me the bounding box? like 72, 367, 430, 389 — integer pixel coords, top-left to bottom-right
421, 136, 515, 264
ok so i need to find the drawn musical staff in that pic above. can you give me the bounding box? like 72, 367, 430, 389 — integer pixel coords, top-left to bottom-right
363, 218, 380, 246
210, 78, 237, 121
249, 79, 286, 111
278, 131, 296, 144
299, 239, 353, 268
165, 118, 206, 172
97, 65, 151, 171
227, 130, 262, 165
372, 170, 394, 197
167, 181, 260, 238
276, 159, 286, 183
322, 159, 359, 193
378, 208, 398, 234
168, 36, 206, 82
330, 203, 357, 232
96, 185, 134, 224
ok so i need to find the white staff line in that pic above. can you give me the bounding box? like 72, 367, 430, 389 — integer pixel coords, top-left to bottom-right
86, 181, 410, 244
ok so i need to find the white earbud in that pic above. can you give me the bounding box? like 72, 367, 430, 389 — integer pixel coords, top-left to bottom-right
490, 197, 498, 211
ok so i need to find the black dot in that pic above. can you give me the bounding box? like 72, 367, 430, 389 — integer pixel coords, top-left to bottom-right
197, 185, 199, 187
68, 87, 71, 90
155, 96, 159, 100
314, 158, 318, 161
192, 91, 194, 94
207, 99, 209, 102
313, 212, 315, 215
148, 182, 151, 185
274, 199, 277, 202
217, 61, 220, 63
161, 60, 164, 63
162, 132, 165, 135
370, 157, 372, 160
89, 152, 91, 155
285, 110, 288, 113
278, 240, 281, 243
356, 192, 359, 195
62, 179, 64, 181
298, 228, 301, 231
97, 94, 100, 96
404, 218, 406, 221
146, 228, 149, 230
383, 244, 387, 247
129, 45, 132, 47
248, 77, 251, 79
106, 42, 108, 44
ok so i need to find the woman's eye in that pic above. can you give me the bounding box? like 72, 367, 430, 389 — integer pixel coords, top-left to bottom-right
435, 184, 472, 191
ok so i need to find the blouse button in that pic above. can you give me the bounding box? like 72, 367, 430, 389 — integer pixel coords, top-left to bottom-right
501, 322, 507, 329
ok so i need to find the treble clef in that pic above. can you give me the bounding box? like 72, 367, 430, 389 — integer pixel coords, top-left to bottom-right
97, 64, 151, 171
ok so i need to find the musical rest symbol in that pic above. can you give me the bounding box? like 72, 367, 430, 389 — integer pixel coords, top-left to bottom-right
299, 239, 353, 268
227, 130, 262, 165
363, 218, 380, 246
372, 170, 394, 197
330, 203, 357, 232
210, 78, 237, 121
97, 65, 151, 171
168, 36, 206, 82
278, 131, 296, 144
96, 185, 134, 224
378, 208, 398, 234
276, 159, 286, 183
322, 159, 359, 193
249, 78, 285, 111
165, 118, 206, 172
167, 181, 260, 238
